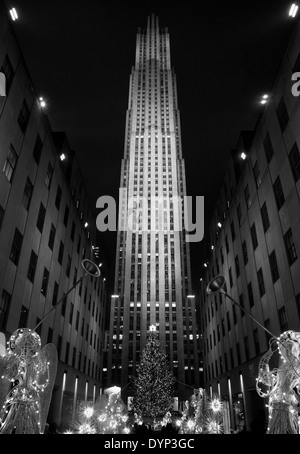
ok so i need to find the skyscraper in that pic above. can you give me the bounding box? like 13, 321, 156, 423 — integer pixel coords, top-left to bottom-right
106, 15, 200, 401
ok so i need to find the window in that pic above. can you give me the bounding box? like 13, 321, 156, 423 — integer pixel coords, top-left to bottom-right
227, 311, 231, 331
253, 329, 260, 355
22, 177, 34, 211
239, 293, 245, 316
263, 132, 274, 164
237, 204, 242, 225
278, 306, 288, 332
63, 205, 69, 227
41, 268, 49, 296
48, 223, 56, 250
55, 185, 62, 210
45, 162, 53, 189
65, 342, 70, 364
1, 55, 14, 93
257, 268, 265, 297
260, 202, 270, 233
75, 311, 79, 331
269, 250, 279, 283
276, 97, 289, 132
70, 222, 75, 241
66, 255, 71, 277
229, 267, 233, 287
52, 282, 59, 306
244, 336, 250, 361
244, 184, 251, 208
57, 335, 62, 360
18, 100, 30, 133
253, 161, 261, 188
289, 142, 300, 182
32, 134, 43, 164
69, 303, 74, 325
247, 282, 254, 307
0, 290, 11, 330
250, 223, 258, 250
242, 240, 248, 265
10, 228, 23, 266
36, 203, 46, 233
35, 318, 42, 336
0, 205, 4, 232
235, 255, 240, 277
284, 228, 297, 265
273, 176, 285, 210
27, 250, 38, 283
3, 144, 18, 182
47, 328, 53, 344
58, 241, 64, 265
19, 305, 29, 328
230, 221, 236, 242
61, 296, 67, 317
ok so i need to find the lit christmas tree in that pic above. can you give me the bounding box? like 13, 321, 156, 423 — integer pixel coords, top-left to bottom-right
132, 326, 174, 420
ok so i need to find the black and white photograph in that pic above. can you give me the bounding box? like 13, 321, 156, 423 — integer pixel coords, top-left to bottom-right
0, 0, 300, 441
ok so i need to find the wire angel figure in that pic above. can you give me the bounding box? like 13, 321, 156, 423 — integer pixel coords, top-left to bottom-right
0, 328, 57, 434
256, 330, 300, 434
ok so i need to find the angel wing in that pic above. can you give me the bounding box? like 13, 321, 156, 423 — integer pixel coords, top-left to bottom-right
35, 343, 58, 434
0, 333, 19, 415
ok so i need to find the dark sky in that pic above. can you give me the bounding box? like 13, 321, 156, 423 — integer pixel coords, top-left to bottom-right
7, 0, 295, 295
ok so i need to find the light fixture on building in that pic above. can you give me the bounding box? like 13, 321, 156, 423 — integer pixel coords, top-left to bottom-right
240, 152, 247, 160
84, 222, 89, 228
111, 295, 119, 298
60, 153, 66, 161
187, 295, 195, 298
261, 94, 269, 105
9, 8, 18, 21
217, 222, 222, 228
204, 263, 208, 268
211, 245, 214, 250
289, 3, 299, 17
39, 97, 46, 108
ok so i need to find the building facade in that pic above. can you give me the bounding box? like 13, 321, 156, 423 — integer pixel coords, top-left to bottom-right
199, 20, 300, 431
0, 3, 106, 430
105, 15, 201, 402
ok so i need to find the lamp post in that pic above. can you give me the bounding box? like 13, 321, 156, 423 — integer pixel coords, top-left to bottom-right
206, 275, 276, 339
34, 259, 101, 331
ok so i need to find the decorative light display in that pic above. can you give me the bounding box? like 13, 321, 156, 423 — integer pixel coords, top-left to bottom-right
97, 391, 130, 434
183, 388, 224, 434
0, 329, 57, 434
256, 330, 300, 434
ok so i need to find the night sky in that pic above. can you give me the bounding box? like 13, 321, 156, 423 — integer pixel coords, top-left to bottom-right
6, 0, 295, 297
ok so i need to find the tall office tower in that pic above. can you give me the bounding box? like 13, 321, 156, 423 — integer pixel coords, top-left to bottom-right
106, 15, 200, 401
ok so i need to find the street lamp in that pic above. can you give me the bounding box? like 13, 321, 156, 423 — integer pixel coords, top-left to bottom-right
206, 275, 276, 338
34, 259, 101, 331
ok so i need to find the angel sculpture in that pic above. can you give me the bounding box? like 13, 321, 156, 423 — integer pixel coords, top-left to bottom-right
0, 328, 57, 434
256, 330, 300, 434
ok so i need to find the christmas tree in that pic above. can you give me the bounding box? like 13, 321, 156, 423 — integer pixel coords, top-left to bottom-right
132, 326, 174, 419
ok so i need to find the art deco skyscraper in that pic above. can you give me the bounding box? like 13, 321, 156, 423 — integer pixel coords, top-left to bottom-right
106, 15, 200, 401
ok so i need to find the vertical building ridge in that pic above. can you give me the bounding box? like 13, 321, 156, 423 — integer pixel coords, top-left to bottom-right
105, 16, 200, 403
